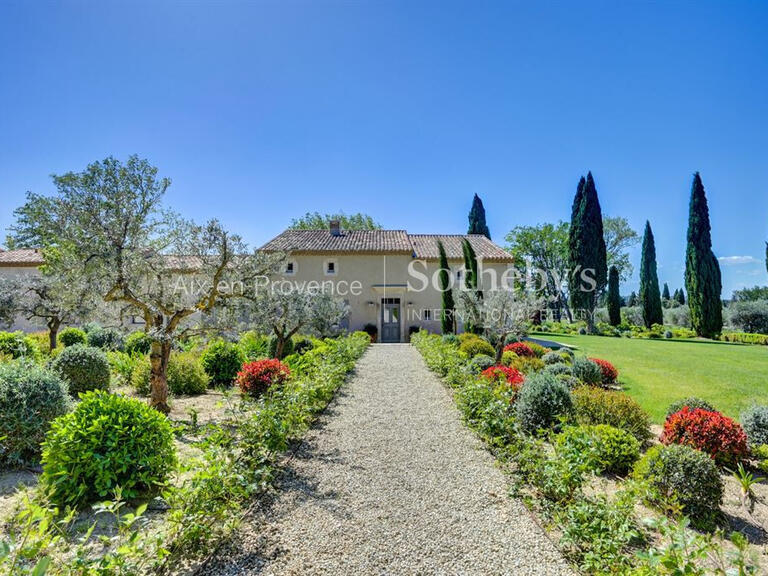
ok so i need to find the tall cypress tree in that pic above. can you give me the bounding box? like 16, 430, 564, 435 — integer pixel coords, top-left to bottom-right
639, 221, 663, 328
437, 240, 455, 334
628, 291, 637, 307
462, 238, 483, 334
467, 194, 491, 239
685, 173, 723, 338
607, 265, 621, 326
676, 288, 686, 305
568, 172, 607, 332
662, 283, 670, 301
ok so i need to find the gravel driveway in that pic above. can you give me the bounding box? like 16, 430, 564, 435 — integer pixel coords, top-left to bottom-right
197, 344, 573, 575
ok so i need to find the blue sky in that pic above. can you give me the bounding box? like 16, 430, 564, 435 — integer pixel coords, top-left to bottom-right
1, 0, 766, 297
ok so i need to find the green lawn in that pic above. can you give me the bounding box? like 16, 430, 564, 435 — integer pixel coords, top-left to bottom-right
533, 333, 768, 423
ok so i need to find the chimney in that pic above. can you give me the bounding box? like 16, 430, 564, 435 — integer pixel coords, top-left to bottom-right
329, 220, 341, 236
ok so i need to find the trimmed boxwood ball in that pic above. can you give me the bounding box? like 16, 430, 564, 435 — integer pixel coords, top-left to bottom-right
556, 424, 640, 475
87, 327, 125, 351
0, 361, 72, 467
125, 331, 152, 355
41, 390, 176, 507
572, 357, 603, 386
741, 405, 768, 448
572, 386, 653, 444
201, 340, 245, 385
544, 363, 572, 377
467, 354, 495, 374
665, 397, 716, 419
57, 327, 87, 347
50, 344, 111, 396
633, 444, 723, 531
459, 336, 496, 359
515, 372, 572, 434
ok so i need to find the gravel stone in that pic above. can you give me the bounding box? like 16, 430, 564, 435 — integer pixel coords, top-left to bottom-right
198, 344, 573, 575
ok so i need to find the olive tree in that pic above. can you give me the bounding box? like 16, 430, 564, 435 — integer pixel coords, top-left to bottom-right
11, 156, 274, 413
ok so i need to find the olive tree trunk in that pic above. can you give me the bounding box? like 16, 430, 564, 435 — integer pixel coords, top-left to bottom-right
150, 339, 172, 414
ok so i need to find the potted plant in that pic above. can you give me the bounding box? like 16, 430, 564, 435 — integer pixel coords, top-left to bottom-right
363, 323, 378, 343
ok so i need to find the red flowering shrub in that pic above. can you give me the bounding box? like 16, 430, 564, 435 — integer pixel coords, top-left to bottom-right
236, 359, 291, 396
503, 342, 535, 358
661, 407, 748, 466
589, 357, 618, 385
481, 365, 525, 389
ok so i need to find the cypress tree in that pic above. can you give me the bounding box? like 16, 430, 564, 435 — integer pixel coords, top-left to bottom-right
467, 194, 491, 239
462, 238, 483, 334
662, 283, 670, 301
437, 240, 455, 334
628, 291, 637, 307
639, 221, 664, 328
607, 265, 621, 326
676, 288, 686, 306
685, 173, 723, 338
568, 172, 607, 332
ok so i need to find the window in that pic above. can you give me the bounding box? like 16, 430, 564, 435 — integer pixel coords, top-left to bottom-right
324, 259, 337, 275
423, 309, 432, 321
284, 260, 296, 275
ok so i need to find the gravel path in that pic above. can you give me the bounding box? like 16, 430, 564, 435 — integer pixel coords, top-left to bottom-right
198, 344, 573, 575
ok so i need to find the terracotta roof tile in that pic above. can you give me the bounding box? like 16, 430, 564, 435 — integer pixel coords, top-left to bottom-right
260, 229, 413, 254
409, 234, 513, 262
0, 249, 45, 266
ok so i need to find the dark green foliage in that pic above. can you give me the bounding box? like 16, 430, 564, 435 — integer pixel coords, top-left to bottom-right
0, 361, 71, 467
125, 331, 152, 355
515, 372, 573, 434
86, 327, 125, 351
732, 285, 768, 302
57, 327, 87, 347
741, 405, 768, 448
665, 396, 716, 419
676, 288, 686, 305
627, 291, 638, 307
633, 444, 723, 530
50, 344, 111, 395
568, 173, 607, 331
607, 265, 621, 326
556, 424, 640, 475
461, 238, 483, 334
41, 390, 177, 506
292, 336, 314, 355
201, 340, 246, 385
437, 240, 455, 334
662, 283, 671, 301
467, 193, 491, 239
685, 173, 723, 338
639, 221, 663, 328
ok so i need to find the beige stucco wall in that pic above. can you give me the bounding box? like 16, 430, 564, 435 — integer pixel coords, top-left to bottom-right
279, 253, 512, 342
0, 266, 44, 332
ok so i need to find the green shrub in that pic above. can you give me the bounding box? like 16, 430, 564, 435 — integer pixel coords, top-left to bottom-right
106, 350, 139, 387
556, 424, 640, 475
238, 331, 270, 360
467, 354, 495, 374
0, 331, 41, 359
665, 397, 716, 419
0, 361, 71, 467
556, 374, 582, 390
125, 331, 152, 355
166, 352, 209, 395
131, 352, 209, 396
50, 344, 111, 395
57, 327, 87, 347
740, 404, 768, 448
572, 386, 652, 444
503, 352, 545, 374
268, 335, 294, 359
201, 340, 245, 386
516, 372, 573, 434
441, 334, 459, 345
572, 356, 603, 386
41, 390, 176, 506
26, 331, 52, 355
87, 327, 125, 351
544, 363, 572, 377
542, 351, 565, 365
459, 336, 495, 358
526, 342, 550, 358
633, 444, 723, 530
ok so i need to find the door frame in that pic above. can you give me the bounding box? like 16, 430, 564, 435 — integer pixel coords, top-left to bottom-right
380, 297, 401, 343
